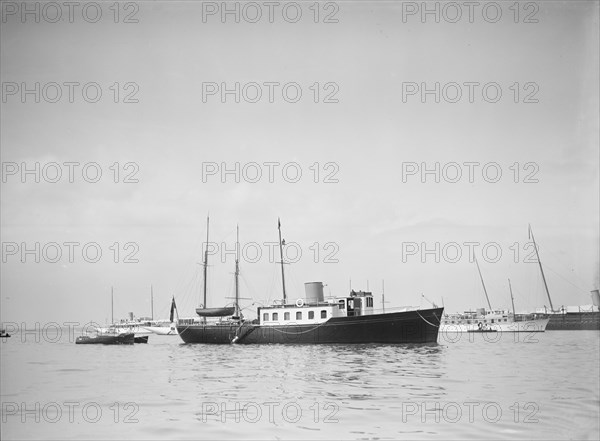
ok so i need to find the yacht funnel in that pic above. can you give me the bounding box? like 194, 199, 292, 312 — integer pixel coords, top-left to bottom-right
304, 282, 324, 303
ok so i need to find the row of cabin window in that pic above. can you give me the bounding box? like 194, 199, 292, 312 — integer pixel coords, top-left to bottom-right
338, 297, 374, 310
263, 310, 327, 322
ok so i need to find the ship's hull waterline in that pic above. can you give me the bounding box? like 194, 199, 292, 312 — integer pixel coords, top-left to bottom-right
177, 307, 444, 345
545, 312, 600, 330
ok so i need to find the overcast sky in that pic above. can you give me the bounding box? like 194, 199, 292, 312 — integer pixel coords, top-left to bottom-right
1, 1, 598, 325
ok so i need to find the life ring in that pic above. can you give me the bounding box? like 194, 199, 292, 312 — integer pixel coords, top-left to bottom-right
295, 298, 304, 307
477, 322, 483, 330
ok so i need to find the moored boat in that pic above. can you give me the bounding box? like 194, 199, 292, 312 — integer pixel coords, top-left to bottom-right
141, 320, 179, 335
177, 219, 443, 345
532, 298, 600, 331
440, 256, 548, 334
75, 332, 135, 345
95, 291, 152, 343
178, 285, 444, 345
441, 308, 549, 333
139, 286, 179, 335
524, 226, 599, 330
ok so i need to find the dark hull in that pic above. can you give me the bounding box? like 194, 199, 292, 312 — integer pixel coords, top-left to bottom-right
545, 312, 600, 330
76, 333, 135, 345
134, 336, 149, 343
177, 308, 443, 345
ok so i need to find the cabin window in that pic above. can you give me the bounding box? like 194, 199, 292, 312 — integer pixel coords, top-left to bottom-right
366, 297, 373, 307
296, 311, 302, 320
308, 311, 314, 319
263, 313, 268, 322
272, 313, 278, 321
284, 312, 290, 320
338, 300, 345, 310
491, 319, 494, 323
321, 310, 327, 319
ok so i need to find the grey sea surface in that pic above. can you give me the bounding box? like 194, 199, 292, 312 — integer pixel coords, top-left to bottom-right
1, 330, 598, 440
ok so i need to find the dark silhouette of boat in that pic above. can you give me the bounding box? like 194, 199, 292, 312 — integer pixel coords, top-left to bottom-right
75, 333, 135, 345
95, 289, 152, 342
0, 330, 10, 338
176, 219, 443, 345
526, 226, 599, 331
543, 306, 600, 330
179, 303, 443, 344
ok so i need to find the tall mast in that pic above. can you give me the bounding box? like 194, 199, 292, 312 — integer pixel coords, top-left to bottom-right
150, 284, 154, 320
475, 256, 493, 310
111, 286, 114, 324
278, 218, 287, 304
382, 280, 385, 313
529, 224, 554, 312
235, 224, 240, 317
202, 215, 210, 309
508, 278, 516, 315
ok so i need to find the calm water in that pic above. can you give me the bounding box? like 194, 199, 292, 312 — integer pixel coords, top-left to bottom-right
1, 330, 598, 440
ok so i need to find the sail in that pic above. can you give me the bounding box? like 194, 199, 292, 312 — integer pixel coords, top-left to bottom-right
195, 307, 235, 317
170, 297, 176, 322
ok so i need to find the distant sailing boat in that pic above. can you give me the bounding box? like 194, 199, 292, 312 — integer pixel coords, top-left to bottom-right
84, 287, 138, 344
96, 287, 150, 343
138, 291, 179, 336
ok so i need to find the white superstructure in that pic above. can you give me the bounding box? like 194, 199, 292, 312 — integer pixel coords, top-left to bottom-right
440, 308, 548, 333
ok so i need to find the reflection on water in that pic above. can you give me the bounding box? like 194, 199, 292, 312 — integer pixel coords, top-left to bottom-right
1, 332, 598, 440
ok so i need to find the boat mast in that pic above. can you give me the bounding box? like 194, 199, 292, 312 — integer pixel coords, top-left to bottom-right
235, 224, 240, 317
151, 284, 154, 320
111, 286, 114, 324
202, 215, 209, 310
278, 218, 287, 304
508, 278, 516, 315
475, 256, 493, 311
382, 280, 385, 313
529, 224, 554, 312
